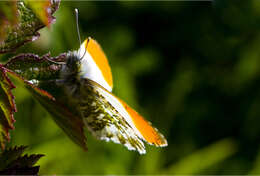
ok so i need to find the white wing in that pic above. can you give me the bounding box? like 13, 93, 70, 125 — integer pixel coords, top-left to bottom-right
78, 38, 113, 92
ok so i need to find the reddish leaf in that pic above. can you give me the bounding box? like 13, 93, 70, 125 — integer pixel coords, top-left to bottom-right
5, 65, 87, 150
0, 64, 16, 150
5, 53, 65, 81
0, 64, 55, 150
6, 68, 55, 104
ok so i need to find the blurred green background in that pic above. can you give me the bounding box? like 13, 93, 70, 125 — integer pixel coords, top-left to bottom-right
2, 0, 260, 174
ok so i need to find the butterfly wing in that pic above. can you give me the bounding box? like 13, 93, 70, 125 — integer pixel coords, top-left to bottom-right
78, 38, 113, 92
77, 78, 167, 154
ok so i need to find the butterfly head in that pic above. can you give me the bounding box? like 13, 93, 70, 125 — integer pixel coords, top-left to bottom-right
60, 51, 81, 81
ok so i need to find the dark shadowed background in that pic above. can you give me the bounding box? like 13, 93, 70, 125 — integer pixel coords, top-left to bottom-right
3, 0, 260, 174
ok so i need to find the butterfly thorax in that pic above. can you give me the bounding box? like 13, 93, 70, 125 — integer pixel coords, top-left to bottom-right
60, 51, 82, 97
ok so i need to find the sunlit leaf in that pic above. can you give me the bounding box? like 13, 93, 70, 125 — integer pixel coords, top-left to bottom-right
0, 62, 57, 150
0, 1, 18, 43
0, 145, 44, 175
25, 0, 57, 26
0, 0, 60, 53
5, 53, 65, 81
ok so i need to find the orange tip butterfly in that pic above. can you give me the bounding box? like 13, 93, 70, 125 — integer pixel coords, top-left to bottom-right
59, 9, 167, 154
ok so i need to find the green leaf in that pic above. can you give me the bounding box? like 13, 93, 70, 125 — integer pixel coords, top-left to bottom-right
0, 62, 57, 150
25, 0, 58, 26
0, 65, 16, 150
0, 145, 27, 170
8, 154, 44, 169
5, 53, 65, 81
0, 0, 60, 53
27, 81, 87, 150
0, 145, 44, 175
5, 63, 87, 150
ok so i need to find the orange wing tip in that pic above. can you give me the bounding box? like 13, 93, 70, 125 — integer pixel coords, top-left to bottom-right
118, 99, 168, 147
144, 124, 168, 147
149, 128, 168, 147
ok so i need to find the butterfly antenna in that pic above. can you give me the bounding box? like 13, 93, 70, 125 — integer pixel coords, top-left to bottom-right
75, 8, 87, 60
75, 9, 81, 46
79, 37, 90, 60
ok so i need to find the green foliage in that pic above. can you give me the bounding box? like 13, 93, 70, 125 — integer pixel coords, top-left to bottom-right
5, 53, 64, 81
0, 0, 88, 164
0, 145, 43, 175
0, 0, 59, 53
4, 53, 87, 150
0, 0, 60, 150
0, 0, 60, 174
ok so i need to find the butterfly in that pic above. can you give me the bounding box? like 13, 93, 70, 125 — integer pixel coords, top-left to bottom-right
57, 37, 167, 154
